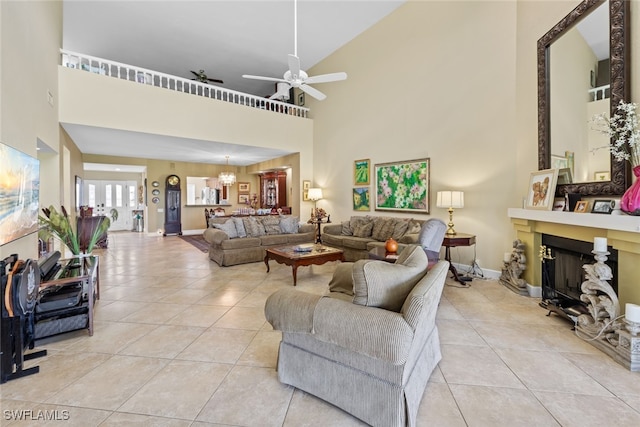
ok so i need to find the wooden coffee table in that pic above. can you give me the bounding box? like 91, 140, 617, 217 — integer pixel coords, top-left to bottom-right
265, 244, 344, 286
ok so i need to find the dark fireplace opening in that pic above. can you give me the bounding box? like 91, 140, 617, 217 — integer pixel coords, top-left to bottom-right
541, 234, 618, 320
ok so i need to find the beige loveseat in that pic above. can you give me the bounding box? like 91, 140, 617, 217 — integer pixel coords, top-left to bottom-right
265, 246, 448, 427
203, 215, 315, 266
321, 215, 425, 261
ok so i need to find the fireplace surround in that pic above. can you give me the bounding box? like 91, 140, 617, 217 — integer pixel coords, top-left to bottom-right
507, 208, 640, 310
540, 234, 618, 320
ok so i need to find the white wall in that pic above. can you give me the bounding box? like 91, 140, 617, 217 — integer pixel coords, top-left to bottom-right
0, 0, 62, 259
309, 0, 518, 272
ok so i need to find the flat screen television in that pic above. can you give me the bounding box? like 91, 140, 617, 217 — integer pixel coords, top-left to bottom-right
0, 141, 40, 246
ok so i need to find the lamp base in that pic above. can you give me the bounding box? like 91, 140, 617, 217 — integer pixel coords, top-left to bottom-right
446, 208, 456, 235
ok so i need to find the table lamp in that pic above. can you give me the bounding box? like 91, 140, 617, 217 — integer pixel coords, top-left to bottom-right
436, 191, 464, 235
308, 188, 323, 209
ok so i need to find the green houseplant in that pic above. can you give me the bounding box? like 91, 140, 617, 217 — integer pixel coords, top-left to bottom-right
39, 205, 111, 255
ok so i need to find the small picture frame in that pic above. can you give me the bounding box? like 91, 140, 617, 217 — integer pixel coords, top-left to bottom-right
238, 182, 250, 193
352, 187, 370, 211
354, 159, 370, 186
525, 169, 558, 210
574, 200, 589, 213
302, 180, 310, 201
238, 194, 250, 204
552, 198, 566, 211
591, 199, 615, 214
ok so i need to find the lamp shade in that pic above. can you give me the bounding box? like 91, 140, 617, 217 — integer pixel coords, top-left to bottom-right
436, 191, 464, 209
308, 188, 323, 201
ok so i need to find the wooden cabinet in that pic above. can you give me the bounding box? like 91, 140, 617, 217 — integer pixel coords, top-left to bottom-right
260, 172, 287, 209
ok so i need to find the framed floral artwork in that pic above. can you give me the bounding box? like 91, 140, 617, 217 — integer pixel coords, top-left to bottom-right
354, 159, 370, 185
374, 158, 430, 213
525, 168, 558, 210
352, 187, 370, 211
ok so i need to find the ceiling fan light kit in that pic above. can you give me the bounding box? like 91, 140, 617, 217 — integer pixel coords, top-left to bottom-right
242, 0, 347, 101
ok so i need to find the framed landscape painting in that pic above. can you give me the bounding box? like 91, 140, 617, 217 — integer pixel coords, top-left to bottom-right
354, 159, 370, 185
374, 158, 430, 213
352, 187, 370, 211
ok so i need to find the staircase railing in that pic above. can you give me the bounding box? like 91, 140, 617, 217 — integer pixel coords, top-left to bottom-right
60, 49, 309, 118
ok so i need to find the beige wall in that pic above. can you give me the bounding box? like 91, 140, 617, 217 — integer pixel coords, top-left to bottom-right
309, 0, 518, 272
0, 0, 63, 259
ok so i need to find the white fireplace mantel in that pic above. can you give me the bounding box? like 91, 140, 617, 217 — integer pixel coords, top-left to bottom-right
508, 208, 640, 234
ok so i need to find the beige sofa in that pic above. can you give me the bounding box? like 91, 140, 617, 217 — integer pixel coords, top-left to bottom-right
321, 215, 425, 261
203, 215, 315, 266
265, 246, 449, 427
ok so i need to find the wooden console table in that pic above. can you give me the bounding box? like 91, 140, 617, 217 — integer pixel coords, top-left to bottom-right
442, 233, 476, 284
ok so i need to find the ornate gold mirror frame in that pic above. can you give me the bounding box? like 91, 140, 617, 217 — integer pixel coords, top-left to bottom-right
538, 0, 630, 196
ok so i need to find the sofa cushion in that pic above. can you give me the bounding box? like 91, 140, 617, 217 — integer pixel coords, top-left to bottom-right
243, 217, 266, 237
261, 216, 281, 235
371, 217, 395, 241
343, 236, 374, 250
279, 215, 299, 234
232, 217, 247, 238
340, 221, 353, 236
220, 236, 261, 249
349, 216, 371, 233
261, 234, 288, 246
352, 221, 373, 238
322, 233, 344, 247
352, 245, 428, 312
212, 220, 238, 239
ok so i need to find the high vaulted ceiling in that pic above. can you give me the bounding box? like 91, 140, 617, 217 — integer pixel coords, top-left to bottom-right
61, 0, 406, 170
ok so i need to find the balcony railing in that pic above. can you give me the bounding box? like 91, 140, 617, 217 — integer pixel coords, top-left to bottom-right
60, 49, 309, 118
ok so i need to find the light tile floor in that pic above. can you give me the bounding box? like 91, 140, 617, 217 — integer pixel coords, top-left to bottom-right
2, 231, 640, 426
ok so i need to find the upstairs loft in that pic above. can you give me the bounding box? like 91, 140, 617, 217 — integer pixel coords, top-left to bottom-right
60, 50, 310, 119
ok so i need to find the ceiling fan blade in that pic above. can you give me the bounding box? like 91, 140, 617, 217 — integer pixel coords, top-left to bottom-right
207, 78, 224, 84
288, 54, 301, 80
305, 72, 347, 85
300, 84, 326, 101
242, 74, 287, 83
190, 70, 200, 77
269, 85, 291, 100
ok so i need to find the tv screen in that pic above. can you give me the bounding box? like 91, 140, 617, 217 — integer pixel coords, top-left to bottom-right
0, 141, 40, 246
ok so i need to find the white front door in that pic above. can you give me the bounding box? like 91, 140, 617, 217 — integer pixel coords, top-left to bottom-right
84, 180, 137, 231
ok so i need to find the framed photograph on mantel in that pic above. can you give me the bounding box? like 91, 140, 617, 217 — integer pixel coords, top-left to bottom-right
374, 158, 430, 213
525, 168, 558, 210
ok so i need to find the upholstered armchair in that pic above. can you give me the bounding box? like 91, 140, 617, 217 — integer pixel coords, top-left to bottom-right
264, 246, 449, 427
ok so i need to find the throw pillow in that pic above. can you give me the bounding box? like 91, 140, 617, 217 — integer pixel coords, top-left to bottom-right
371, 217, 395, 241
352, 221, 373, 238
242, 217, 266, 237
232, 217, 247, 238
279, 215, 299, 234
340, 221, 353, 236
261, 216, 281, 235
392, 218, 410, 240
327, 262, 355, 296
349, 216, 371, 234
212, 220, 238, 239
352, 245, 428, 312
407, 219, 422, 234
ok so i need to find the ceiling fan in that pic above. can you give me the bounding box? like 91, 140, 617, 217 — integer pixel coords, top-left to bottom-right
242, 0, 347, 101
190, 69, 223, 84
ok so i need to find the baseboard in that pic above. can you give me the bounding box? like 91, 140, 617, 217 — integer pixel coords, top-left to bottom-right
182, 229, 204, 236
527, 283, 542, 298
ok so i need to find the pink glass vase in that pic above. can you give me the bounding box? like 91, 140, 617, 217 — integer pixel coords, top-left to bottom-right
621, 165, 640, 215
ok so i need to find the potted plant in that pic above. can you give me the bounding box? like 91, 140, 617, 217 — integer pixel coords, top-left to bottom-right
39, 205, 111, 255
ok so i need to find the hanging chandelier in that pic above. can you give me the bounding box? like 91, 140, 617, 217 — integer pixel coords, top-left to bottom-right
218, 156, 236, 186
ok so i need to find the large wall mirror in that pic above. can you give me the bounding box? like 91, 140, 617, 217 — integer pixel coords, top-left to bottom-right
538, 0, 630, 196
